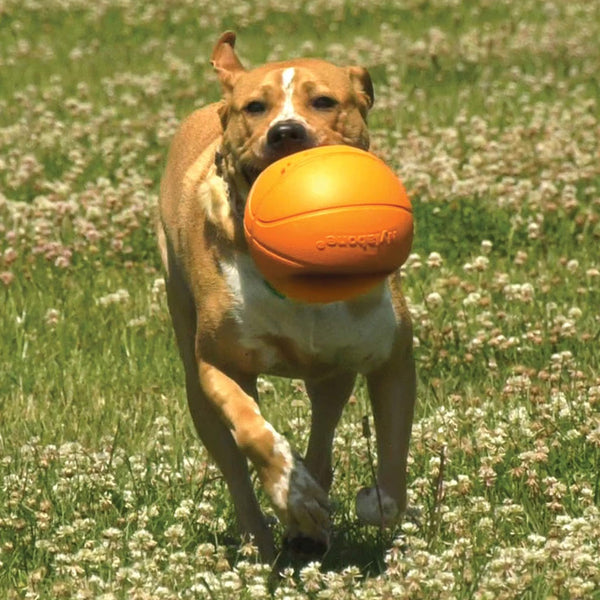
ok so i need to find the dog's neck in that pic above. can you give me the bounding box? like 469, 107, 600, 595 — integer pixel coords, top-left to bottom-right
215, 147, 250, 251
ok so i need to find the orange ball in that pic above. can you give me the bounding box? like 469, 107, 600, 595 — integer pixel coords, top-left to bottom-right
243, 145, 413, 303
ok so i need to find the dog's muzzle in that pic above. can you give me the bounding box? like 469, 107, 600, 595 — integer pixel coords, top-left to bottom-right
266, 119, 312, 157
239, 120, 315, 188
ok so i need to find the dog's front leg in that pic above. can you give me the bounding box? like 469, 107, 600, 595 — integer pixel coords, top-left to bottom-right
198, 361, 331, 549
277, 371, 356, 555
357, 337, 416, 527
304, 372, 357, 492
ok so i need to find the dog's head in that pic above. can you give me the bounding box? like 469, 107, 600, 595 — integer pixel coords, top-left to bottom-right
212, 32, 374, 191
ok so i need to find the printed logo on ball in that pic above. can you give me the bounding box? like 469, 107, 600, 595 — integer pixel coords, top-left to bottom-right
315, 229, 398, 251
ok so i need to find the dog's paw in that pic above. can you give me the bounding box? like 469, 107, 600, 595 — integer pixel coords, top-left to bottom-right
262, 433, 330, 545
355, 486, 400, 527
285, 455, 330, 542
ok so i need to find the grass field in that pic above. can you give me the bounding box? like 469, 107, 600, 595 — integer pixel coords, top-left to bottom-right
1, 0, 600, 597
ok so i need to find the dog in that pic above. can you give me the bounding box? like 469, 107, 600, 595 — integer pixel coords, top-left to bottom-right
158, 31, 416, 561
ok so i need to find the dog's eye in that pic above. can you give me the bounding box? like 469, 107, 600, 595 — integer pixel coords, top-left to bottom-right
311, 96, 338, 110
244, 100, 268, 115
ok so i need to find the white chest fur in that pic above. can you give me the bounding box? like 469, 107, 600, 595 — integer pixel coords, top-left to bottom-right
221, 253, 397, 375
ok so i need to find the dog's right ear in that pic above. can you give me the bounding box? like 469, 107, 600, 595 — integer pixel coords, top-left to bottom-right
347, 66, 375, 118
211, 31, 245, 94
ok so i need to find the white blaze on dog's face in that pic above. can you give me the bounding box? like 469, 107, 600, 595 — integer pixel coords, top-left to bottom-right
217, 58, 374, 186
273, 67, 303, 125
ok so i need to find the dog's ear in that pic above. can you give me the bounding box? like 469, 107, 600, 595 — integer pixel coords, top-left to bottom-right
211, 31, 245, 93
347, 66, 375, 117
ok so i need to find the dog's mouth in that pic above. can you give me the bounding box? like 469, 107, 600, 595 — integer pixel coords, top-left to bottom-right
243, 144, 319, 187
242, 164, 264, 187
242, 120, 319, 187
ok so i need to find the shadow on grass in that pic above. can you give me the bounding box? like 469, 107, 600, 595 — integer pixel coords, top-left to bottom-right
216, 523, 396, 580
263, 525, 397, 593
222, 521, 395, 576
320, 527, 392, 575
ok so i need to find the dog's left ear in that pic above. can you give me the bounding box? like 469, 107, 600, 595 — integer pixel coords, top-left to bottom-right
347, 66, 375, 117
211, 31, 246, 94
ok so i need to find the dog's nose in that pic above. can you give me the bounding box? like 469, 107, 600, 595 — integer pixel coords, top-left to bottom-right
266, 120, 309, 151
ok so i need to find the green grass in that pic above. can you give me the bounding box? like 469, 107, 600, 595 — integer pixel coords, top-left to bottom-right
1, 0, 600, 597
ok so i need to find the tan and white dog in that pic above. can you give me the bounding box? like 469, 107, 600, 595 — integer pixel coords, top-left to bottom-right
158, 32, 415, 561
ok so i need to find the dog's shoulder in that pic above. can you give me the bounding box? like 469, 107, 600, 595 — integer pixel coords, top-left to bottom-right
174, 102, 224, 160
160, 102, 234, 250
160, 102, 223, 205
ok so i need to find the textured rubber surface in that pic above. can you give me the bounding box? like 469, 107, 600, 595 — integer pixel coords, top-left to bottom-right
244, 145, 413, 302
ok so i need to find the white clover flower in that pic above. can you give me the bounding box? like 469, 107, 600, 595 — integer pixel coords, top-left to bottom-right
102, 527, 123, 542
473, 255, 489, 271
127, 316, 147, 327
220, 571, 242, 594
527, 222, 540, 239
560, 319, 576, 336
405, 253, 422, 270
153, 415, 171, 431
586, 425, 600, 447
520, 283, 534, 301
401, 520, 419, 535
3, 246, 17, 263
151, 277, 165, 297
426, 292, 443, 307
44, 308, 60, 326
97, 288, 130, 306
463, 292, 481, 307
128, 528, 157, 552
299, 561, 323, 592
426, 251, 443, 268
174, 499, 194, 520
246, 583, 269, 598
514, 250, 528, 265
196, 501, 215, 523
503, 283, 534, 302
566, 259, 579, 272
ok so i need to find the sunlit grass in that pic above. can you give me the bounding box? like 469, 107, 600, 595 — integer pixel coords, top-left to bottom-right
1, 0, 600, 598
